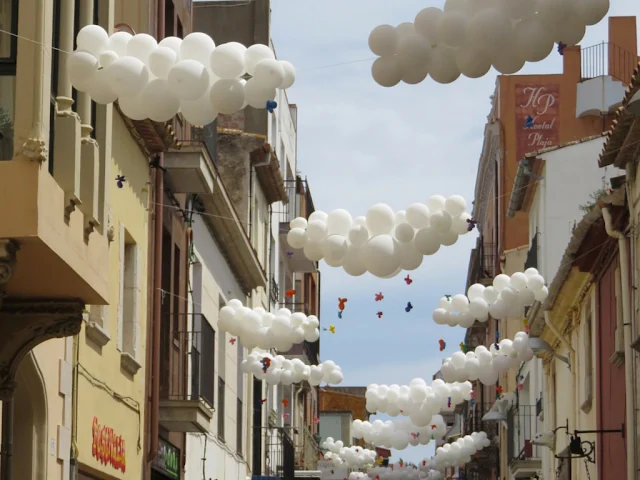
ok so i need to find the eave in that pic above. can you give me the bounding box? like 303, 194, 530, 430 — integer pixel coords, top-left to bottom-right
507, 156, 544, 218
251, 143, 289, 205
114, 102, 177, 155
600, 61, 640, 168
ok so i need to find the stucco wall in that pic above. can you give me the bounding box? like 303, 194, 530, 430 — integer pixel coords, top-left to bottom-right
75, 110, 149, 479
535, 137, 625, 282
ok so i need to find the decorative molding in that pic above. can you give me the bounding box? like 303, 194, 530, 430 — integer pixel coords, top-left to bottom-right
18, 137, 48, 163
0, 298, 84, 400
120, 352, 142, 375
0, 239, 19, 285
86, 321, 111, 348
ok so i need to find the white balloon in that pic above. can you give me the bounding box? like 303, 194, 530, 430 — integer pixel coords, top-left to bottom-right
396, 33, 433, 71
371, 56, 402, 87
429, 45, 460, 84
180, 89, 218, 126
106, 31, 132, 57
366, 203, 395, 235
68, 51, 99, 92
243, 77, 276, 109
180, 32, 216, 65
98, 50, 119, 69
414, 227, 440, 255
307, 220, 328, 242
88, 69, 117, 104
348, 225, 369, 247
118, 95, 148, 121
141, 79, 180, 122
394, 223, 415, 243
327, 209, 353, 236
401, 62, 430, 85
406, 203, 431, 229
210, 43, 245, 79
210, 79, 246, 114
159, 36, 183, 55
287, 228, 308, 250
362, 235, 401, 278
303, 241, 324, 262
168, 60, 210, 101
104, 56, 149, 98
253, 58, 285, 89
244, 44, 275, 76
127, 33, 158, 64
342, 245, 368, 276
279, 60, 296, 89
414, 7, 443, 44
76, 25, 109, 57
467, 9, 514, 57
514, 16, 554, 63
577, 0, 609, 25
148, 46, 178, 79
437, 10, 469, 48
369, 24, 399, 57
322, 235, 349, 265
398, 242, 423, 271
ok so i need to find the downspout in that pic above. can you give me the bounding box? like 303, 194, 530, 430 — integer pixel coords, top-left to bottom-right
602, 206, 635, 480
148, 0, 166, 465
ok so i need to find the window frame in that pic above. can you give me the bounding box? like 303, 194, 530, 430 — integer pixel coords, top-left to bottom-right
217, 376, 226, 442
0, 0, 19, 74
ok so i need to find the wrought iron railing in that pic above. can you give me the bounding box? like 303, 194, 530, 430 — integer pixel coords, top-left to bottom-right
296, 425, 321, 470
270, 276, 279, 306
507, 405, 541, 463
280, 177, 314, 225
468, 239, 498, 287
580, 42, 638, 83
464, 402, 499, 441
259, 426, 295, 478
159, 329, 215, 408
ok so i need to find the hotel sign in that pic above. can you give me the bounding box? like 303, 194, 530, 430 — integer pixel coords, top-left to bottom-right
155, 438, 180, 479
91, 417, 126, 473
515, 84, 561, 161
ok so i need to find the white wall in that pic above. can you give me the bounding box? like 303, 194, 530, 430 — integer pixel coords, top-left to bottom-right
184, 219, 251, 480
535, 137, 625, 282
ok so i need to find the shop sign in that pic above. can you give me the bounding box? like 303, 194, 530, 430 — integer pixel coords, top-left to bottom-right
515, 84, 561, 160
91, 417, 126, 473
155, 438, 180, 479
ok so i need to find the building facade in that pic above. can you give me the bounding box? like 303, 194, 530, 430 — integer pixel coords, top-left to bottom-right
464, 15, 638, 480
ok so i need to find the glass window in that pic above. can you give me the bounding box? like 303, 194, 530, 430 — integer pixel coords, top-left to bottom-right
0, 0, 17, 161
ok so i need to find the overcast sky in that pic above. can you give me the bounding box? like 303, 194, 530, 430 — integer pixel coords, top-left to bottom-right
269, 0, 640, 465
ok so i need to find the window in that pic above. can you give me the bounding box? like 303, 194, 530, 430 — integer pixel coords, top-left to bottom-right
237, 338, 244, 455
218, 376, 225, 441
218, 296, 227, 375
172, 244, 181, 338
262, 207, 269, 265
236, 398, 243, 455
0, 0, 17, 162
164, 0, 175, 38
119, 225, 141, 359
199, 319, 215, 407
580, 296, 593, 413
49, 0, 61, 173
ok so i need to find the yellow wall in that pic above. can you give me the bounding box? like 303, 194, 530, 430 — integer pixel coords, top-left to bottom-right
75, 111, 149, 478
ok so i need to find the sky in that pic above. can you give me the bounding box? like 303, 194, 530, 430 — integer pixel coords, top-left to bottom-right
267, 0, 640, 465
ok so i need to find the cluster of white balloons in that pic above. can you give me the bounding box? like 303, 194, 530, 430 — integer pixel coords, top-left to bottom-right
351, 416, 447, 450
432, 432, 491, 468
365, 379, 473, 423
287, 195, 472, 278
433, 268, 549, 326
348, 473, 370, 480
218, 300, 320, 352
322, 438, 378, 469
368, 0, 609, 86
241, 352, 344, 385
440, 331, 534, 385
69, 26, 296, 124
367, 465, 444, 480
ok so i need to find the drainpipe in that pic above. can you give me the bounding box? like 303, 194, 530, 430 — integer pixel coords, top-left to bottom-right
148, 0, 166, 465
602, 207, 635, 480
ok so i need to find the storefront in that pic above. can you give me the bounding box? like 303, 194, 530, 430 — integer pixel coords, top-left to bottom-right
151, 438, 181, 480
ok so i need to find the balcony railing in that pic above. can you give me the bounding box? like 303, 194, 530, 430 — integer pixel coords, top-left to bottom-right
468, 240, 498, 287
257, 426, 295, 479
464, 402, 499, 441
507, 405, 541, 463
581, 42, 638, 83
189, 121, 218, 165
270, 276, 279, 306
160, 330, 215, 408
280, 177, 314, 225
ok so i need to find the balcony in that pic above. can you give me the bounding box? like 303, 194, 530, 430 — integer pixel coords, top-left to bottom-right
0, 105, 110, 305
464, 402, 499, 467
279, 177, 317, 273
255, 426, 296, 479
166, 127, 267, 293
577, 42, 635, 118
466, 239, 497, 289
159, 330, 213, 433
508, 405, 542, 478
295, 425, 322, 471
